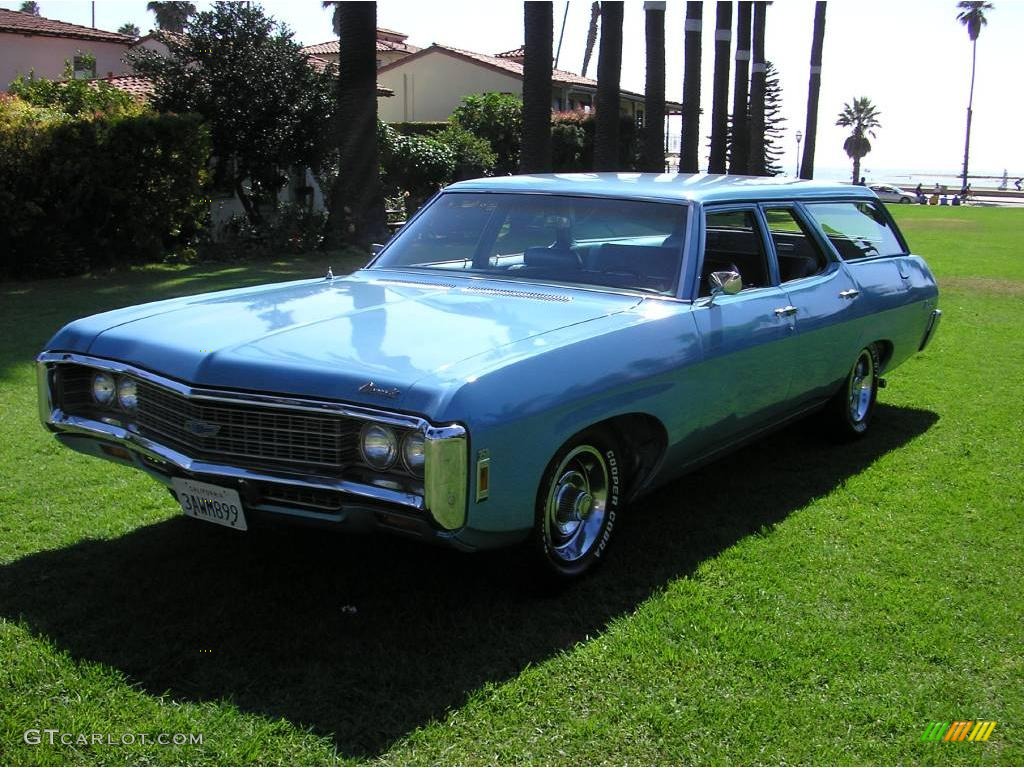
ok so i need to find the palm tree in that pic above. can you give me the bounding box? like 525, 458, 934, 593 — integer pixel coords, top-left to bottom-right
642, 1, 666, 172
680, 1, 702, 173
594, 1, 623, 171
746, 1, 767, 176
728, 1, 752, 174
836, 96, 881, 185
19, 1, 40, 16
118, 22, 141, 37
325, 1, 385, 247
708, 1, 732, 173
521, 1, 553, 173
581, 2, 600, 77
799, 1, 827, 179
956, 1, 994, 190
145, 1, 195, 33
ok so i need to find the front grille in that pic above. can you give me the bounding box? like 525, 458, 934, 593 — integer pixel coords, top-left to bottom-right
134, 381, 362, 473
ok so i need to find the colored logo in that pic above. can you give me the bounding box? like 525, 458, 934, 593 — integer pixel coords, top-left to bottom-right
921, 721, 997, 742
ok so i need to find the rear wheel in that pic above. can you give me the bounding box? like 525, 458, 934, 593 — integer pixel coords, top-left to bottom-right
826, 346, 880, 439
530, 430, 624, 580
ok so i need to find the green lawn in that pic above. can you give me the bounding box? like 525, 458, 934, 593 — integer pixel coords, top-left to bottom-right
0, 208, 1021, 765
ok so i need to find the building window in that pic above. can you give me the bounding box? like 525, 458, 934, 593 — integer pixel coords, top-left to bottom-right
72, 51, 96, 80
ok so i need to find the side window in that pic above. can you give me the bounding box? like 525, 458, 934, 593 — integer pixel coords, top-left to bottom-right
763, 208, 830, 282
701, 209, 771, 297
804, 201, 907, 261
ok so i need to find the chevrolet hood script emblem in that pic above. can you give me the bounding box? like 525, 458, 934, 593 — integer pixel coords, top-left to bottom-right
358, 381, 401, 399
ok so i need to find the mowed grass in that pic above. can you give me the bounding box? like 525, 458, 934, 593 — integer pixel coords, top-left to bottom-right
0, 207, 1021, 765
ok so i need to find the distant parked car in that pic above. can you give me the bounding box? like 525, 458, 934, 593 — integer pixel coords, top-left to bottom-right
869, 183, 914, 204
37, 174, 941, 579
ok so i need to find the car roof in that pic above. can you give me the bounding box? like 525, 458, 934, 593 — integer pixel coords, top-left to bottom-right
445, 172, 873, 204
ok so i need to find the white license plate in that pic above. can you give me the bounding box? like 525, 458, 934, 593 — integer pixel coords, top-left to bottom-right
172, 478, 247, 531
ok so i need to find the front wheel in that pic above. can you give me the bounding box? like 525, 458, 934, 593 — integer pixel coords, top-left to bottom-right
825, 346, 880, 440
530, 430, 624, 580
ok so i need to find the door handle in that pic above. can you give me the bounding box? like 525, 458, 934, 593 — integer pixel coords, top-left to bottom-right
839, 289, 860, 299
773, 305, 798, 317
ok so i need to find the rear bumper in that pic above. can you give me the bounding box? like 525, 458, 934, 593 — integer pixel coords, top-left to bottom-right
919, 308, 942, 351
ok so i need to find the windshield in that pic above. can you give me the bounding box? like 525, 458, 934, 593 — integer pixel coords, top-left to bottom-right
371, 192, 688, 296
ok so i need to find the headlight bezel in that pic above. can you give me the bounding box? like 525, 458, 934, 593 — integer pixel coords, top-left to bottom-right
91, 371, 116, 406
401, 430, 426, 475
359, 422, 400, 471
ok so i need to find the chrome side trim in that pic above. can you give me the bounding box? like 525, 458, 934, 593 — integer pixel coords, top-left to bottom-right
423, 424, 468, 530
919, 308, 942, 351
35, 352, 427, 429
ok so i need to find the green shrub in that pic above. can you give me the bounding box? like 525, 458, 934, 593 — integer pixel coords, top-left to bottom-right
435, 124, 496, 180
550, 109, 640, 172
378, 122, 455, 215
388, 121, 449, 137
8, 71, 141, 119
0, 100, 210, 279
451, 92, 522, 175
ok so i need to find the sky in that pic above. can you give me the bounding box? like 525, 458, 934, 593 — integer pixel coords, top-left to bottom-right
4, 0, 1022, 184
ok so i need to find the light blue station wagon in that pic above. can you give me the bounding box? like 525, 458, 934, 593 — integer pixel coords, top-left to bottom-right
37, 173, 942, 579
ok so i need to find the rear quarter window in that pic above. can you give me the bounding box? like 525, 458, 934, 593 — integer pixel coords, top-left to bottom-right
804, 201, 907, 261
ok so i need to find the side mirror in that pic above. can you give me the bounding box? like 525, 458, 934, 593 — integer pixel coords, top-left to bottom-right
370, 243, 384, 256
709, 270, 742, 298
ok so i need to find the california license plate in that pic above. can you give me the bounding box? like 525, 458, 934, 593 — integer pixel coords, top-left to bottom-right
172, 478, 247, 531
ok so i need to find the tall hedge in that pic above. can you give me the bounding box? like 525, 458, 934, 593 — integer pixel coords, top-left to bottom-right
0, 109, 209, 279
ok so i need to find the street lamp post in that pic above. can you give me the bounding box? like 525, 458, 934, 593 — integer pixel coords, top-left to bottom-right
795, 130, 803, 178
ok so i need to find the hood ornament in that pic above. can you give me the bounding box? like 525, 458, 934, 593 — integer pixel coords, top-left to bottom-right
359, 381, 401, 399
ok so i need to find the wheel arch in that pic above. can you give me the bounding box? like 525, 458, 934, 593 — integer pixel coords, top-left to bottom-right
579, 412, 669, 502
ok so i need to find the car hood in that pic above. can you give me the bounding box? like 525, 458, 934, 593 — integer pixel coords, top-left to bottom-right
52, 270, 641, 412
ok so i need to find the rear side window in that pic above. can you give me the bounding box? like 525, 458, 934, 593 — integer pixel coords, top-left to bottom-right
804, 201, 906, 261
763, 208, 830, 282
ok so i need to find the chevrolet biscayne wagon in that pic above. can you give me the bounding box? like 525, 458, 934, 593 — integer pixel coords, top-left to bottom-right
37, 174, 942, 579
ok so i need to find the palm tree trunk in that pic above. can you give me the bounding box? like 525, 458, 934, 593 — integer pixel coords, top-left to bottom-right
581, 2, 600, 78
642, 1, 666, 172
325, 1, 384, 248
746, 1, 767, 176
681, 1, 702, 173
728, 1, 751, 174
961, 37, 977, 189
852, 153, 860, 185
708, 1, 732, 173
521, 1, 553, 173
800, 1, 826, 179
594, 1, 623, 171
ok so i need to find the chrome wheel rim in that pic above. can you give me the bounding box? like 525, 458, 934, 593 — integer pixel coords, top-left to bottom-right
847, 350, 875, 424
544, 445, 609, 564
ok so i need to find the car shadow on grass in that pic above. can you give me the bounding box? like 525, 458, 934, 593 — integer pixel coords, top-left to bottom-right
0, 404, 937, 758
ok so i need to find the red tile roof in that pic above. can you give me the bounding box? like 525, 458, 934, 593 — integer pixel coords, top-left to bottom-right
94, 75, 154, 100
0, 8, 133, 44
495, 46, 525, 59
302, 37, 419, 57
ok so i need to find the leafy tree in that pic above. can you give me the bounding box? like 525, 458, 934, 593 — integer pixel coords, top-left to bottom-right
323, 1, 384, 248
118, 22, 141, 37
642, 0, 665, 172
452, 93, 523, 174
799, 1, 826, 179
956, 1, 994, 189
129, 2, 336, 225
836, 96, 881, 184
521, 0, 553, 173
146, 1, 195, 33
19, 1, 40, 15
594, 0, 623, 171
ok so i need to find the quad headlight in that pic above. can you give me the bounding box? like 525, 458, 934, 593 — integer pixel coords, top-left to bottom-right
402, 431, 426, 474
359, 423, 399, 470
116, 377, 138, 412
91, 372, 116, 405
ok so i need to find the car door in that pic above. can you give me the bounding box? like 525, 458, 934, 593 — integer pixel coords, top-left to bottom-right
761, 204, 865, 405
688, 205, 797, 444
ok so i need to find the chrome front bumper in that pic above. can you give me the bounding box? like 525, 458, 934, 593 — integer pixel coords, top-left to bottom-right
36, 353, 468, 532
